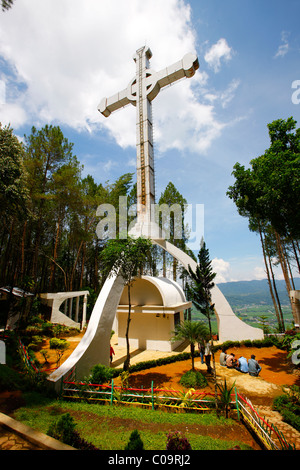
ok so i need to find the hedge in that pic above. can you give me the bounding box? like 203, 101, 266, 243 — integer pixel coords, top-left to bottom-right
93, 337, 284, 380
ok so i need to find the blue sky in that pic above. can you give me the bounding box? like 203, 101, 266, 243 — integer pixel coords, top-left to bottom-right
0, 0, 299, 282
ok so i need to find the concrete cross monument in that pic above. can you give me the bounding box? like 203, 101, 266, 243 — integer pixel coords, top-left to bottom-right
98, 46, 199, 238
46, 46, 263, 389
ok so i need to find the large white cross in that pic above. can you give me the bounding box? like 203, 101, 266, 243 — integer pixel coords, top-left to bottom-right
98, 46, 199, 237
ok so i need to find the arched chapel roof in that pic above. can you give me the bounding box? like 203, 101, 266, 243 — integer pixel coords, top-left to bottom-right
119, 275, 187, 307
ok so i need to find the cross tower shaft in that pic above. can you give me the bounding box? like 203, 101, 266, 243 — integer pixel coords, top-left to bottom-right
98, 46, 199, 223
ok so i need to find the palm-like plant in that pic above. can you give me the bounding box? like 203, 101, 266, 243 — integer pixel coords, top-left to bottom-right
172, 320, 209, 371
101, 236, 152, 370
217, 379, 236, 418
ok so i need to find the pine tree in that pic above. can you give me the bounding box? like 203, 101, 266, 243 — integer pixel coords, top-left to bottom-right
124, 430, 144, 450
187, 240, 219, 412
187, 240, 216, 330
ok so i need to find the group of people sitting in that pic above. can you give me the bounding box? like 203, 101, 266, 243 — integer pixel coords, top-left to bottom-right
219, 348, 262, 377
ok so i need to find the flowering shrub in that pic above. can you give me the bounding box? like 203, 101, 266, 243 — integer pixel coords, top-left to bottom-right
166, 431, 192, 450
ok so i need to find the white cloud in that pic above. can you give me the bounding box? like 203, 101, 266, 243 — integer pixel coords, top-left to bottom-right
202, 79, 240, 110
103, 159, 117, 173
0, 0, 237, 156
204, 38, 233, 73
212, 257, 232, 283
220, 79, 241, 108
253, 266, 266, 280
274, 31, 289, 58
0, 80, 5, 105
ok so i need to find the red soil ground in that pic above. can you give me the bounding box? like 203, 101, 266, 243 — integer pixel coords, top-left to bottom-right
36, 335, 300, 405
113, 345, 300, 407
2, 336, 300, 451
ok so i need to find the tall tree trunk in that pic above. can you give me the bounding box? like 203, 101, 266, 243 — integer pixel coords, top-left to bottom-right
173, 258, 177, 281
190, 342, 195, 371
282, 240, 295, 289
20, 220, 27, 284
32, 158, 51, 286
275, 231, 298, 325
1, 219, 14, 284
124, 283, 132, 371
291, 239, 300, 274
268, 252, 285, 332
70, 217, 95, 290
79, 243, 86, 289
162, 249, 166, 277
259, 226, 284, 332
49, 218, 61, 291
275, 231, 292, 292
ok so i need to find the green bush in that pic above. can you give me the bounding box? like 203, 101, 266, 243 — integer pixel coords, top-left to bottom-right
41, 322, 54, 337
179, 369, 208, 389
124, 430, 144, 450
49, 338, 69, 350
213, 336, 284, 352
90, 364, 115, 385
52, 324, 80, 338
47, 412, 76, 445
280, 408, 300, 432
47, 412, 99, 450
28, 335, 44, 351
128, 352, 191, 373
24, 325, 43, 337
273, 386, 300, 432
0, 364, 25, 391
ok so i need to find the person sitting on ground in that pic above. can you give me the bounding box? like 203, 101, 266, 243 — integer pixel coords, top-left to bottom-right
226, 353, 236, 368
219, 347, 227, 367
248, 354, 262, 377
237, 356, 249, 373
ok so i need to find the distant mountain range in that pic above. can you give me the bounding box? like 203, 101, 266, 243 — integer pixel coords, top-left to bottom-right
217, 278, 300, 307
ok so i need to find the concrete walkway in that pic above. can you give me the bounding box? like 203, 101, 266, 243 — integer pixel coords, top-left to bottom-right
0, 412, 76, 450
110, 334, 192, 368
255, 406, 300, 450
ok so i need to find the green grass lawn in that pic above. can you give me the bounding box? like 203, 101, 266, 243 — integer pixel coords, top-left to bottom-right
13, 391, 254, 450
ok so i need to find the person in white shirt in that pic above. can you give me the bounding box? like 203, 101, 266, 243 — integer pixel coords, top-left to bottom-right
219, 347, 227, 367
204, 340, 213, 373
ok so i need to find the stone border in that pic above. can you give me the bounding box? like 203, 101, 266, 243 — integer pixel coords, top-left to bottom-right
0, 412, 76, 450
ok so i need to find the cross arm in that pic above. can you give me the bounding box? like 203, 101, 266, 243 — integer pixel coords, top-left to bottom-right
98, 87, 130, 118
147, 53, 199, 101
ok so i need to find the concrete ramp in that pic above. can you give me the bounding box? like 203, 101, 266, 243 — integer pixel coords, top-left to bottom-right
153, 239, 263, 343
47, 272, 125, 390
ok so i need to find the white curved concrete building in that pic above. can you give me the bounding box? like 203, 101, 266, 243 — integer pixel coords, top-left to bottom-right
115, 276, 192, 351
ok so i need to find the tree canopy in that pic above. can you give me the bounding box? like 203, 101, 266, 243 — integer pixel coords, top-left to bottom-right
0, 123, 191, 331
227, 117, 300, 329
228, 117, 300, 240
1, 0, 13, 11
